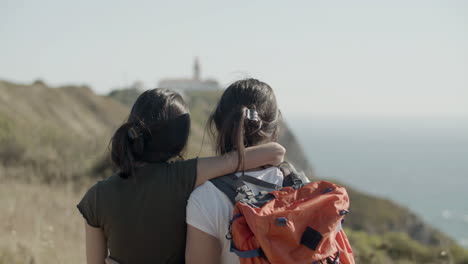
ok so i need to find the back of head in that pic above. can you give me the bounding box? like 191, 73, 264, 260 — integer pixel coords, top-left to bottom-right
208, 78, 279, 170
111, 88, 190, 178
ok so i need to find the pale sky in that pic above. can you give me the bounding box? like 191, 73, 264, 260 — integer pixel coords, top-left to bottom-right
1, 0, 467, 118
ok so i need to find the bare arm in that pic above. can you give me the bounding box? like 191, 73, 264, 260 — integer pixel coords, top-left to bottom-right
195, 142, 285, 187
186, 224, 221, 264
85, 222, 107, 264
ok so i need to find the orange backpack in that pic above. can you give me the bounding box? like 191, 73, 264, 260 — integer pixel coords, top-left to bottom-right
210, 163, 355, 264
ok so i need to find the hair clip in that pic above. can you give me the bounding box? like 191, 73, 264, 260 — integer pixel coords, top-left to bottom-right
128, 127, 142, 140
246, 109, 259, 121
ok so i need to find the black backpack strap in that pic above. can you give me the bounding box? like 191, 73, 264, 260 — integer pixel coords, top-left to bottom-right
210, 174, 240, 205
210, 174, 256, 205
210, 164, 305, 205
279, 162, 304, 188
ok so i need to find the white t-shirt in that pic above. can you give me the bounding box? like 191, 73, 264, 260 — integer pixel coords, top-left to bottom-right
186, 167, 284, 264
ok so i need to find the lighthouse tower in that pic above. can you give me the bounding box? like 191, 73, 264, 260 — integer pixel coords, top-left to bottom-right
193, 57, 200, 81
158, 58, 220, 91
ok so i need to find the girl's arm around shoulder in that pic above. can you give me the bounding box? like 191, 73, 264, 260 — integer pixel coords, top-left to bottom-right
195, 142, 286, 187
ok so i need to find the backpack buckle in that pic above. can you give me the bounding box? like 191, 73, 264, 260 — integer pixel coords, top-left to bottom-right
326, 251, 340, 264
292, 178, 304, 189
276, 217, 288, 226
293, 178, 303, 185
237, 185, 255, 199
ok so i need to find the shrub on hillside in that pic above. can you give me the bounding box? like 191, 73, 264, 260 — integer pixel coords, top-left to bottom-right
0, 136, 25, 166
347, 229, 468, 264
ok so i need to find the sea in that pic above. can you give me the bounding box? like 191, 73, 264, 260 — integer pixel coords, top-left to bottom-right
287, 116, 468, 247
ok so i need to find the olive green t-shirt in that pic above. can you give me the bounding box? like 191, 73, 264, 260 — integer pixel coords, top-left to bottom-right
77, 159, 197, 264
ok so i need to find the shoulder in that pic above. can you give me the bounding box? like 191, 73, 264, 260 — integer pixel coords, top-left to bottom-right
188, 180, 232, 214
79, 173, 123, 206
169, 158, 198, 171
244, 167, 284, 183
243, 166, 283, 177
89, 173, 124, 195
269, 166, 284, 177
77, 179, 108, 227
189, 181, 222, 203
138, 159, 191, 174
141, 158, 198, 174
151, 158, 198, 183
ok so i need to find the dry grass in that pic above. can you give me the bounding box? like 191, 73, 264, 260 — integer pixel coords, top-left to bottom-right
0, 179, 86, 264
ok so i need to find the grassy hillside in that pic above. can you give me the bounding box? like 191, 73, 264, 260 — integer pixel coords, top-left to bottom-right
0, 80, 128, 183
0, 81, 467, 263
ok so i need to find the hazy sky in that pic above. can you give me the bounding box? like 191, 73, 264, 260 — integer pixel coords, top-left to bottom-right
1, 0, 467, 118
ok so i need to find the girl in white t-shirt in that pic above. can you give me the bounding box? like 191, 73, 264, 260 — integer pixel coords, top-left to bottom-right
186, 79, 285, 264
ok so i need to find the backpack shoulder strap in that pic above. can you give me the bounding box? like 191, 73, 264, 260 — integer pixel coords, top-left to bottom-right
210, 161, 303, 204
209, 174, 239, 205
279, 162, 304, 188
210, 163, 304, 204
210, 174, 259, 205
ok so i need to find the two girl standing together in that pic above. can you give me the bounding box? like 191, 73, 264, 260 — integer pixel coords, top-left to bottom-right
78, 79, 289, 264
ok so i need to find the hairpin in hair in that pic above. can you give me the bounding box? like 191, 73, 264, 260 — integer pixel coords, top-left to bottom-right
245, 109, 259, 121
128, 126, 142, 140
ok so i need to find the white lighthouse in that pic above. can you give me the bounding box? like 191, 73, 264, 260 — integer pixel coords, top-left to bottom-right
158, 58, 220, 91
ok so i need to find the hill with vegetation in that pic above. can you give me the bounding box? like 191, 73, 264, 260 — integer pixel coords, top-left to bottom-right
0, 80, 128, 183
0, 80, 467, 264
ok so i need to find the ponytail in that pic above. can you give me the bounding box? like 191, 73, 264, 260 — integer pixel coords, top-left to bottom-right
235, 106, 247, 171
111, 122, 146, 179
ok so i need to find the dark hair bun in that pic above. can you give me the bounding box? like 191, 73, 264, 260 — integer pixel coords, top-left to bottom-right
111, 89, 190, 178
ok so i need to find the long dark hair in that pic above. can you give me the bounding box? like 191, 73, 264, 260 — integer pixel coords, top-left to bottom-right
111, 88, 190, 178
208, 78, 279, 171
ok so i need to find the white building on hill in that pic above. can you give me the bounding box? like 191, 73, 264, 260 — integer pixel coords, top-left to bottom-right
158, 58, 220, 91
